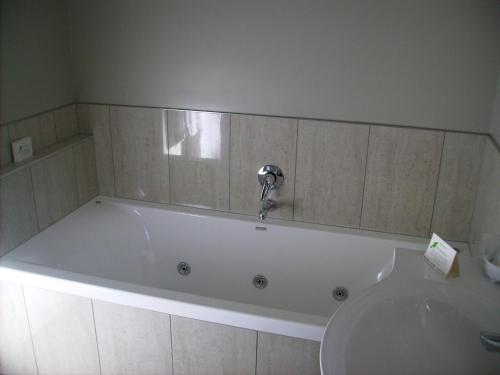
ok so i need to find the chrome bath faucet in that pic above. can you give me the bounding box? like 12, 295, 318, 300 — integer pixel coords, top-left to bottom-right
257, 165, 284, 220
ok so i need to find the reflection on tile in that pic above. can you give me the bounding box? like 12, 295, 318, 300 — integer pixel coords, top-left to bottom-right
171, 316, 256, 375
110, 106, 169, 203
230, 115, 297, 219
256, 332, 320, 375
54, 105, 78, 141
0, 169, 38, 256
469, 139, 500, 254
432, 133, 485, 241
361, 127, 443, 236
0, 281, 38, 375
78, 104, 115, 196
24, 286, 100, 375
74, 139, 98, 204
31, 148, 78, 229
39, 112, 57, 147
93, 300, 173, 375
0, 125, 12, 166
294, 120, 369, 227
168, 110, 229, 210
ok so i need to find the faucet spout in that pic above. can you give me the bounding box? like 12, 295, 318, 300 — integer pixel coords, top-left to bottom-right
260, 175, 275, 201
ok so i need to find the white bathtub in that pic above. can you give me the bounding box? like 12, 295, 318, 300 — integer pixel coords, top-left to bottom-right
0, 196, 456, 340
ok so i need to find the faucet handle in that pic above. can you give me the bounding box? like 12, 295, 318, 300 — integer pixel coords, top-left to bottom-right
257, 165, 284, 197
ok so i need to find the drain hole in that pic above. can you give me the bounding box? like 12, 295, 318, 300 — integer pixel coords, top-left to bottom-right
253, 275, 268, 289
333, 286, 348, 301
177, 262, 191, 276
95, 200, 101, 204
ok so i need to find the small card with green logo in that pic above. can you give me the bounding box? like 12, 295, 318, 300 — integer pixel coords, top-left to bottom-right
424, 233, 460, 277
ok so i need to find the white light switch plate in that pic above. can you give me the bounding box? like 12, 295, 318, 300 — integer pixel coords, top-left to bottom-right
11, 137, 33, 163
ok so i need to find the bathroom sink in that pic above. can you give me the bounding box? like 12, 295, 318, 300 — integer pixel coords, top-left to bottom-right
320, 249, 500, 375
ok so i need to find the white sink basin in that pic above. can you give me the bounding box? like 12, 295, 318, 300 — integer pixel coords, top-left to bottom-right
321, 249, 500, 375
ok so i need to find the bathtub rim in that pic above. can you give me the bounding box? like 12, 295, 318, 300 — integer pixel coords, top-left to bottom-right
0, 196, 470, 341
0, 258, 329, 341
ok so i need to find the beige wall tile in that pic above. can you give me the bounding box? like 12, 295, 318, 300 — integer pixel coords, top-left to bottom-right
0, 125, 12, 166
171, 316, 256, 375
93, 300, 172, 375
431, 133, 485, 241
74, 139, 98, 204
361, 126, 443, 236
23, 287, 100, 375
168, 110, 230, 210
110, 106, 169, 203
39, 112, 57, 147
230, 114, 297, 219
0, 169, 38, 255
31, 148, 78, 230
54, 105, 78, 141
294, 120, 369, 227
78, 104, 116, 196
0, 281, 38, 375
256, 332, 320, 375
469, 139, 500, 254
9, 117, 43, 151
76, 104, 93, 135
7, 114, 56, 153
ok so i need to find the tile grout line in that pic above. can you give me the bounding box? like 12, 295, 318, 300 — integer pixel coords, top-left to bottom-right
28, 165, 41, 233
21, 286, 40, 375
90, 299, 104, 375
169, 315, 175, 375
464, 136, 489, 254
107, 105, 118, 197
358, 125, 372, 229
228, 114, 232, 212
165, 109, 172, 204
428, 132, 447, 237
291, 120, 299, 220
254, 331, 259, 375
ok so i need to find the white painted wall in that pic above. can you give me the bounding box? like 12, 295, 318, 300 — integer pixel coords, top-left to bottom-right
67, 0, 500, 132
1, 0, 75, 124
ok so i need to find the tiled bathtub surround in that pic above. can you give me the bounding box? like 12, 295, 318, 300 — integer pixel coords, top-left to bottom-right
0, 104, 79, 167
0, 280, 320, 375
0, 135, 98, 256
79, 103, 486, 241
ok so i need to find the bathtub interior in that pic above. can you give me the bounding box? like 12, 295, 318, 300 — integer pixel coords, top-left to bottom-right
0, 196, 438, 319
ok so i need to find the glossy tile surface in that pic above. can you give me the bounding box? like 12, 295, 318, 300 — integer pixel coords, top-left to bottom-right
74, 139, 98, 204
0, 169, 38, 255
294, 120, 369, 227
110, 106, 169, 202
0, 125, 11, 166
78, 104, 116, 196
469, 139, 500, 254
93, 300, 172, 375
0, 281, 38, 375
54, 105, 79, 141
30, 148, 78, 230
171, 316, 256, 375
431, 133, 485, 241
23, 287, 100, 375
168, 110, 230, 210
230, 114, 297, 219
361, 127, 443, 236
256, 332, 320, 375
